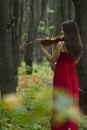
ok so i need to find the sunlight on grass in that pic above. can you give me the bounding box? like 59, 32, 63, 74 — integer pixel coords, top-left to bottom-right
33, 61, 53, 74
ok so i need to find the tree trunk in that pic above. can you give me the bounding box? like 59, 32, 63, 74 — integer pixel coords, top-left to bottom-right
73, 0, 87, 114
0, 0, 16, 98
12, 0, 20, 76
24, 0, 34, 74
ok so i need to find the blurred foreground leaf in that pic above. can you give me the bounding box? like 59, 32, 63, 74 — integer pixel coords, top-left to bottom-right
2, 93, 22, 112
17, 99, 52, 125
53, 88, 81, 125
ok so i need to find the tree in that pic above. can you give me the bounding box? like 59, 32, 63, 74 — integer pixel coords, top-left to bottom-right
0, 0, 16, 98
73, 0, 87, 114
24, 0, 34, 74
12, 0, 24, 76
24, 0, 48, 73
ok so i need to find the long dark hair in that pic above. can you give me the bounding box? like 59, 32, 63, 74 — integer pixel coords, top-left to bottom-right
63, 20, 83, 61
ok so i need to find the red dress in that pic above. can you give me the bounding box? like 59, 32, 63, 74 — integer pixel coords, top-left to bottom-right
52, 52, 79, 130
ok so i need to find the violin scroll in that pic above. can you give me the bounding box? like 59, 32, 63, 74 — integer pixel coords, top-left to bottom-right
23, 41, 32, 47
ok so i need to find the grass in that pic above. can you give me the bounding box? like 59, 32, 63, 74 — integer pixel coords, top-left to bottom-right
0, 61, 87, 130
17, 62, 53, 130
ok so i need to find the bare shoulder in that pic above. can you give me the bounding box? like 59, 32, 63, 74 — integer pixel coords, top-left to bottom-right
56, 41, 63, 50
57, 41, 62, 46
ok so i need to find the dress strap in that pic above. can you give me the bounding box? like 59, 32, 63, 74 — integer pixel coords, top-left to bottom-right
61, 41, 65, 52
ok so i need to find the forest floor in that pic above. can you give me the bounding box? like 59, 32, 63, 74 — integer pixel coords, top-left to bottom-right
0, 62, 53, 130
17, 62, 53, 130
0, 62, 87, 130
16, 62, 87, 130
17, 62, 53, 101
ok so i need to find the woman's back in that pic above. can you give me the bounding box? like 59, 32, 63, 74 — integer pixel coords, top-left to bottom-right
53, 50, 79, 95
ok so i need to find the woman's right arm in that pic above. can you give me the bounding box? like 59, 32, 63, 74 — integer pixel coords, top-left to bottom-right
38, 42, 62, 63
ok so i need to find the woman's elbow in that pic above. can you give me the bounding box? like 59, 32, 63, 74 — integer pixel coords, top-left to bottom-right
51, 59, 57, 64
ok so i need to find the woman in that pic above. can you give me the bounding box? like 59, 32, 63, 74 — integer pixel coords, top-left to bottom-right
38, 20, 83, 130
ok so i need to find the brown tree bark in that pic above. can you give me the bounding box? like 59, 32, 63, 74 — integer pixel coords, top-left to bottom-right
0, 0, 16, 98
73, 0, 87, 114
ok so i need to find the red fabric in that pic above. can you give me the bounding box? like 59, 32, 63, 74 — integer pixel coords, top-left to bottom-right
52, 52, 79, 130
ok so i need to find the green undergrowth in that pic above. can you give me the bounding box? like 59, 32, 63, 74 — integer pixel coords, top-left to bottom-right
0, 62, 87, 130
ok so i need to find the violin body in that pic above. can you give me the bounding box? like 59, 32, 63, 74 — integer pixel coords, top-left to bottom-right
23, 34, 64, 47
38, 35, 64, 46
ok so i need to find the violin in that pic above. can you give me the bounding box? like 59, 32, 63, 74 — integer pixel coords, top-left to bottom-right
23, 34, 64, 47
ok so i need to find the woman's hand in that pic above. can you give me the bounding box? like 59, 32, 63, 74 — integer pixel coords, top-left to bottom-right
37, 39, 44, 49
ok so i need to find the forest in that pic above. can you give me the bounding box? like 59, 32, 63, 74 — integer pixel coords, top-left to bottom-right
0, 0, 87, 130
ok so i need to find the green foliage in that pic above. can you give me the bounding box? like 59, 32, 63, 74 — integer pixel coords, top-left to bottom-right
0, 95, 51, 130
38, 18, 55, 36
0, 62, 52, 130
38, 22, 55, 36
49, 25, 55, 30
0, 62, 87, 130
79, 115, 87, 129
37, 7, 55, 36
47, 8, 54, 13
18, 61, 32, 75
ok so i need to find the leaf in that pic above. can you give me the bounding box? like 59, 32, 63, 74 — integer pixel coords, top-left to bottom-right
47, 8, 54, 13
17, 99, 51, 125
53, 88, 81, 124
